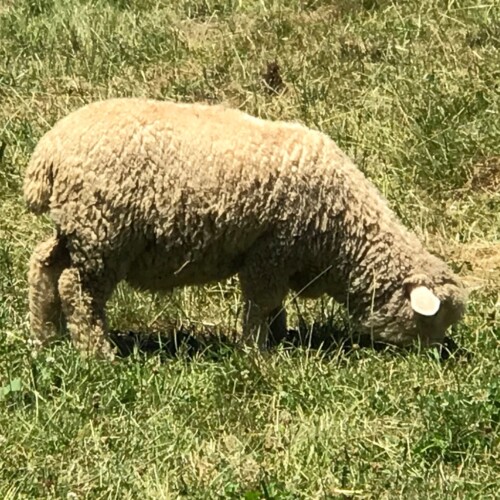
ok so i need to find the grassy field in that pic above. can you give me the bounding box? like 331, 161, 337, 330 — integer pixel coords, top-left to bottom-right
1, 0, 499, 497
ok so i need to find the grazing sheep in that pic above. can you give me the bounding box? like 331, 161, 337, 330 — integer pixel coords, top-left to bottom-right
24, 98, 466, 357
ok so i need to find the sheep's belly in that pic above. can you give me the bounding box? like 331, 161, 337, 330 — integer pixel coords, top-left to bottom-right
125, 245, 244, 292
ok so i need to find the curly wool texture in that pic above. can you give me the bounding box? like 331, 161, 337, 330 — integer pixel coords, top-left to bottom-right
24, 98, 466, 356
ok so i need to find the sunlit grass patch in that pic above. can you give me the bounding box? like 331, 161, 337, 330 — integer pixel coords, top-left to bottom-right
0, 0, 499, 497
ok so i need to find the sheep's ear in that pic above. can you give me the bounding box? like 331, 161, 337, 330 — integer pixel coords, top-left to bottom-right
409, 286, 441, 316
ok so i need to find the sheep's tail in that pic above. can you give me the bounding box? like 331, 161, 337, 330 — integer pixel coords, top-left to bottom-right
23, 139, 55, 215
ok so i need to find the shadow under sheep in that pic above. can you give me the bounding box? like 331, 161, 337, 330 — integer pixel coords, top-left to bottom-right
108, 323, 471, 363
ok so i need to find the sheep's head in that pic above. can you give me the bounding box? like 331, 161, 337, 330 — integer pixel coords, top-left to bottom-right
404, 273, 467, 345
363, 272, 467, 347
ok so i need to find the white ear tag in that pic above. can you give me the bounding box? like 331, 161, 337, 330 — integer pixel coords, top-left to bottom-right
410, 286, 441, 316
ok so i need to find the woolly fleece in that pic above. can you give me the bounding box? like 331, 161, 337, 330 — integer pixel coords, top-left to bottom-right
24, 98, 467, 356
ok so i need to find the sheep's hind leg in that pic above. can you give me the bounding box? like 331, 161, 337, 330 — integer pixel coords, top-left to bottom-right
57, 267, 116, 359
28, 234, 70, 348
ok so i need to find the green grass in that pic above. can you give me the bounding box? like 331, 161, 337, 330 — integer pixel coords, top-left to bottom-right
1, 0, 499, 497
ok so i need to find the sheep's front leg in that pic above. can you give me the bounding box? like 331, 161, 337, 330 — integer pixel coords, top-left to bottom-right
240, 293, 288, 349
238, 251, 288, 349
265, 306, 288, 346
57, 267, 115, 359
28, 235, 70, 348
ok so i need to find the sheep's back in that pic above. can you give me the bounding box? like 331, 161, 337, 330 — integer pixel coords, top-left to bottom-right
39, 99, 326, 251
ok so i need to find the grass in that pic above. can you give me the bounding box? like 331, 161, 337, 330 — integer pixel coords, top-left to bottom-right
0, 0, 499, 497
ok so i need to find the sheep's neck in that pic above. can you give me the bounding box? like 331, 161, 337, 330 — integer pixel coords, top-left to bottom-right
312, 149, 423, 318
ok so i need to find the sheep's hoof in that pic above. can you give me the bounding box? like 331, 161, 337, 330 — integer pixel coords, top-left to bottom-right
76, 340, 117, 361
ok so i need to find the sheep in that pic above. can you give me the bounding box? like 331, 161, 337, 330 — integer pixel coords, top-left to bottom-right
24, 98, 467, 358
